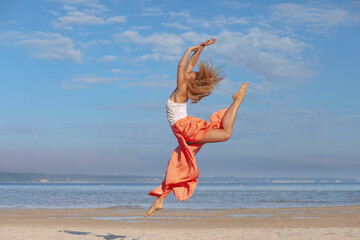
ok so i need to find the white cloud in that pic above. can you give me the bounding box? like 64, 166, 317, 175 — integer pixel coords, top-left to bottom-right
0, 31, 23, 40
112, 30, 185, 55
113, 30, 209, 63
249, 81, 281, 96
52, 9, 127, 30
270, 3, 360, 33
213, 78, 242, 95
52, 11, 105, 30
170, 10, 210, 27
220, 1, 257, 9
214, 79, 282, 104
107, 16, 127, 23
238, 108, 330, 138
48, 10, 60, 16
61, 73, 126, 89
79, 39, 111, 50
126, 74, 174, 89
109, 69, 151, 74
137, 53, 160, 61
71, 74, 121, 83
63, 5, 77, 11
335, 114, 360, 126
130, 25, 151, 30
162, 55, 181, 63
107, 102, 163, 112
2, 31, 83, 62
211, 28, 316, 84
146, 74, 171, 80
140, 7, 163, 16
241, 50, 315, 83
168, 11, 248, 29
169, 11, 191, 18
0, 21, 16, 25
96, 55, 118, 62
240, 27, 306, 54
212, 15, 248, 27
114, 30, 210, 56
162, 22, 191, 30
126, 79, 174, 89
47, 0, 108, 13
110, 69, 124, 73
181, 31, 211, 44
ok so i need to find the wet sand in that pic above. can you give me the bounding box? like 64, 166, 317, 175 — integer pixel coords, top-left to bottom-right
1, 205, 359, 239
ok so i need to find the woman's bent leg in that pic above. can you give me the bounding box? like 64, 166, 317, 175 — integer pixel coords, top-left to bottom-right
197, 82, 248, 144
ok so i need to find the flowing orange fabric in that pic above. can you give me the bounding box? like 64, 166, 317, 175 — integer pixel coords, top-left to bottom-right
148, 108, 228, 201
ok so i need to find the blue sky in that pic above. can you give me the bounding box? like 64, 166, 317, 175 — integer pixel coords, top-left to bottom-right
0, 0, 359, 179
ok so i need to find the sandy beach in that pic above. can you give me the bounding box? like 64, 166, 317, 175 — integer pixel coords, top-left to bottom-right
0, 205, 359, 239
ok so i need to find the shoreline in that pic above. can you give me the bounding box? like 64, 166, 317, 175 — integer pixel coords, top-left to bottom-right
2, 202, 360, 209
1, 205, 359, 239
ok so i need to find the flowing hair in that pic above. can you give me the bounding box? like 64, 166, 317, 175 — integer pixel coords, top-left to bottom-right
187, 61, 224, 104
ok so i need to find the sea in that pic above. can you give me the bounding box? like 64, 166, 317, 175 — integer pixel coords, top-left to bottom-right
1, 182, 359, 210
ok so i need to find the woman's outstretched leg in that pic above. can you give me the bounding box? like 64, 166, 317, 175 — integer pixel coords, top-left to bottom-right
145, 197, 164, 217
197, 82, 249, 143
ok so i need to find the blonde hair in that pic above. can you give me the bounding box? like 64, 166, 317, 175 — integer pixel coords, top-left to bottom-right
187, 61, 224, 103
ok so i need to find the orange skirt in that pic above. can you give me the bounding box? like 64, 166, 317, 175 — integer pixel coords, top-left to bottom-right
148, 108, 228, 201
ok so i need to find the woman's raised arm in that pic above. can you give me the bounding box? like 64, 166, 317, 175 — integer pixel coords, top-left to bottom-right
186, 38, 216, 73
176, 39, 216, 100
176, 46, 199, 98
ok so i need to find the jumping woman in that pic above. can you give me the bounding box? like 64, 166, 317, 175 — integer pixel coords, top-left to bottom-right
145, 38, 249, 217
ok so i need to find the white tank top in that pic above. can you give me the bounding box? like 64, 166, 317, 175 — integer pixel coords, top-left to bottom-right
166, 98, 187, 126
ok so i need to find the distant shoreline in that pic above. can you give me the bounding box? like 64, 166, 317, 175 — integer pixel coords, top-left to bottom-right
0, 171, 358, 184
1, 180, 359, 184
1, 181, 359, 184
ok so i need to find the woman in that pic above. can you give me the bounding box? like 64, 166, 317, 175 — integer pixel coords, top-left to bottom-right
145, 38, 248, 217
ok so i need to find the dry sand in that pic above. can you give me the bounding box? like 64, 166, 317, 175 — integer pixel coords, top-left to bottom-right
0, 205, 359, 239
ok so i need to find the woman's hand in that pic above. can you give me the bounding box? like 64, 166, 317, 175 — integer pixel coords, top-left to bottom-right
201, 38, 216, 47
188, 46, 199, 52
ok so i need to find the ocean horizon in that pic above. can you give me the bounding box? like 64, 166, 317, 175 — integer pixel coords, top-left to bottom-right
1, 182, 360, 210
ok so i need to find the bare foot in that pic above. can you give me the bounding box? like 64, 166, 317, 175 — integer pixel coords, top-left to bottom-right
144, 198, 164, 217
232, 82, 249, 103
